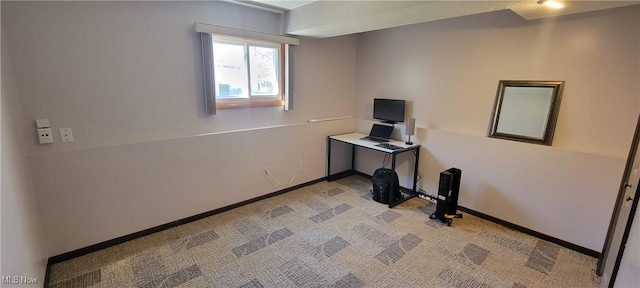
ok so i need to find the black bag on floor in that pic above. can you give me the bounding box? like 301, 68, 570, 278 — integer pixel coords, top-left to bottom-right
371, 168, 401, 204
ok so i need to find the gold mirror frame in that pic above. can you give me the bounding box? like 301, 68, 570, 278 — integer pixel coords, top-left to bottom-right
488, 80, 564, 146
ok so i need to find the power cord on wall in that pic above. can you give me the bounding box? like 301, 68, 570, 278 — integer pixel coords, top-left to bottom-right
379, 149, 438, 202
381, 153, 390, 168
264, 122, 314, 189
414, 169, 439, 202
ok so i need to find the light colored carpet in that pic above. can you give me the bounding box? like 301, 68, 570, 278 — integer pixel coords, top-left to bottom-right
48, 176, 601, 288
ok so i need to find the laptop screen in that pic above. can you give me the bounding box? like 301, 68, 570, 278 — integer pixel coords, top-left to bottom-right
369, 124, 394, 140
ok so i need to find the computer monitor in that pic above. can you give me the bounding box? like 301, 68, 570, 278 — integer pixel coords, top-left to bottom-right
373, 98, 405, 124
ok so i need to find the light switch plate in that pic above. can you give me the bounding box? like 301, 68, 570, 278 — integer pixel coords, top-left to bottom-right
60, 128, 73, 143
36, 118, 50, 128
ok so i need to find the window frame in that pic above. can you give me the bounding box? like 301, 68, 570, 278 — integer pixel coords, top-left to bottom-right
211, 35, 284, 109
195, 23, 299, 115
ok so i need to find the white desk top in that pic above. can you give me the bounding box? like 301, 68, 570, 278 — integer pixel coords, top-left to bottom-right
329, 132, 420, 153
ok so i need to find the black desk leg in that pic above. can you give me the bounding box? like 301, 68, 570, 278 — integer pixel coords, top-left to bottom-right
389, 153, 397, 208
327, 137, 359, 182
326, 137, 332, 180
351, 145, 356, 171
412, 148, 420, 194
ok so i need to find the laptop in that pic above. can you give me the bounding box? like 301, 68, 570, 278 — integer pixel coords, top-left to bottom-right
361, 124, 394, 142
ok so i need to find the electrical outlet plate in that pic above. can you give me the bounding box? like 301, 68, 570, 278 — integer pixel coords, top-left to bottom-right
37, 128, 53, 144
60, 128, 73, 142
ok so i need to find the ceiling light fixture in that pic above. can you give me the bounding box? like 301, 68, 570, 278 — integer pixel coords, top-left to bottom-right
537, 0, 565, 9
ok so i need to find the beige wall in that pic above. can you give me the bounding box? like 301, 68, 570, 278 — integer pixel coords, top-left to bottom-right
2, 2, 357, 255
354, 6, 639, 251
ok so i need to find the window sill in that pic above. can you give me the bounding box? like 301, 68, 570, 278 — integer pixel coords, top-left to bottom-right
216, 99, 284, 109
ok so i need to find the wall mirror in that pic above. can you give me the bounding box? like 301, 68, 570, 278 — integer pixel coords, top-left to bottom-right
488, 80, 564, 146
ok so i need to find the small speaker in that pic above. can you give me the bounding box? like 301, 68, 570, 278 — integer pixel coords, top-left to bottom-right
405, 118, 415, 145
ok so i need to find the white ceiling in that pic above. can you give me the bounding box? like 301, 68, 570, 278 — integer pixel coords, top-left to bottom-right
235, 0, 640, 38
242, 0, 317, 10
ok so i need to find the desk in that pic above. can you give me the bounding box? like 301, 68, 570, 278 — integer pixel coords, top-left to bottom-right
326, 132, 420, 208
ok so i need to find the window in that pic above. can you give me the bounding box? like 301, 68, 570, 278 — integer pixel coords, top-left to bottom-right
212, 37, 282, 108
195, 23, 299, 114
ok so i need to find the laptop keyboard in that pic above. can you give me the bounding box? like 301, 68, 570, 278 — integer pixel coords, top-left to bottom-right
376, 143, 402, 150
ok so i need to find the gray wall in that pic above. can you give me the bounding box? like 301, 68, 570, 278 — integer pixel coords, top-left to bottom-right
2, 1, 357, 256
614, 32, 640, 286
1, 30, 48, 284
2, 0, 639, 266
614, 205, 639, 286
354, 6, 639, 251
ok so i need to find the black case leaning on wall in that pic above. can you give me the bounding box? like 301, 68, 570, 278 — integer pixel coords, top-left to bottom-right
430, 168, 463, 226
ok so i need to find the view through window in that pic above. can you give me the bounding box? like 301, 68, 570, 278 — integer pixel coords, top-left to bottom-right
212, 37, 282, 108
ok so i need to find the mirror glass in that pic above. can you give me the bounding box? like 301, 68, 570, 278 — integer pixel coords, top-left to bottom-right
488, 80, 564, 145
